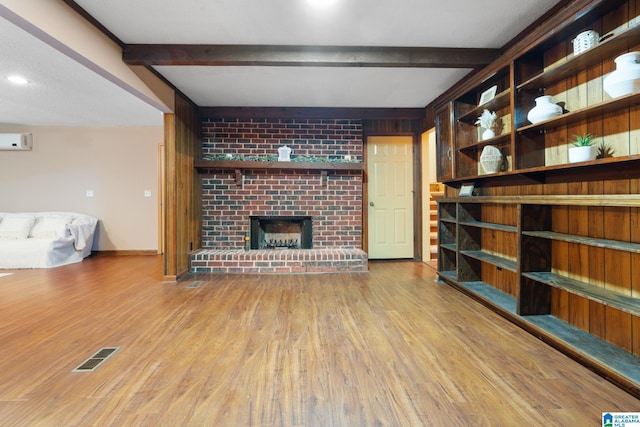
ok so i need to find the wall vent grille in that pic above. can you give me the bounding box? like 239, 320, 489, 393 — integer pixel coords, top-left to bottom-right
186, 280, 205, 289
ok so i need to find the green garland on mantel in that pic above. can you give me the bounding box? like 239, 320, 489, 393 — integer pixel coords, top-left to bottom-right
204, 154, 361, 163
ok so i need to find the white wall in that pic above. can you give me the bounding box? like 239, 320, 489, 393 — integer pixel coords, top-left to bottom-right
0, 125, 163, 251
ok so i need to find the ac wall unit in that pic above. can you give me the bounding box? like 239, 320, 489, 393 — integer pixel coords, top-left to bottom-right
0, 133, 33, 151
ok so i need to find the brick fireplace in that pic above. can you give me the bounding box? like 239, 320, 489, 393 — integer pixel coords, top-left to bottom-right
190, 117, 368, 273
250, 216, 312, 250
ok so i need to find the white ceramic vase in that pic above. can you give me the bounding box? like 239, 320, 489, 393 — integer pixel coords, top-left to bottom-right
527, 95, 563, 124
603, 51, 640, 98
480, 145, 503, 174
568, 145, 597, 163
481, 129, 495, 140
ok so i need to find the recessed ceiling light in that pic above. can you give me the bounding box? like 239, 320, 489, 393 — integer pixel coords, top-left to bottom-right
308, 0, 337, 7
7, 75, 29, 85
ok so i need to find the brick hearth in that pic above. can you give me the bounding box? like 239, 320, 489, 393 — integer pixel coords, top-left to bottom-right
190, 248, 368, 274
194, 117, 367, 274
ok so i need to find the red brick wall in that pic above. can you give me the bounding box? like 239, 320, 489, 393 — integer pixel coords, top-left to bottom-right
202, 118, 362, 159
200, 118, 363, 250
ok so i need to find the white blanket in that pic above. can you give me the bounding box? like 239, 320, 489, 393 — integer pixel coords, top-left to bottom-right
0, 212, 98, 269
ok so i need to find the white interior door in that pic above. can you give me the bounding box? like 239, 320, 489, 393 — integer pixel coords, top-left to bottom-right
367, 136, 414, 259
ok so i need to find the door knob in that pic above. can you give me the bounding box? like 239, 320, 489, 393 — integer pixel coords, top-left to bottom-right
369, 201, 374, 206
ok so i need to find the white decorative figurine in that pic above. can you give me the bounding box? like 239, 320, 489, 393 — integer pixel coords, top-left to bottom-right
278, 145, 292, 162
475, 109, 498, 140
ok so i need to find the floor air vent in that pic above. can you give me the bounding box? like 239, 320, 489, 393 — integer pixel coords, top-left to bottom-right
72, 347, 120, 372
186, 280, 205, 289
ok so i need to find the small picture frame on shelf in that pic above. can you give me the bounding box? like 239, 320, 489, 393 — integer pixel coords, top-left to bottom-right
459, 184, 475, 197
478, 85, 497, 106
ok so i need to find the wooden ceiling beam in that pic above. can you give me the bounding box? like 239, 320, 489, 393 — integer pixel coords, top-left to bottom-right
198, 106, 426, 120
123, 44, 501, 68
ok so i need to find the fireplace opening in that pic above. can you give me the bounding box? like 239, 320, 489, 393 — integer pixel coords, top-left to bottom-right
250, 216, 312, 250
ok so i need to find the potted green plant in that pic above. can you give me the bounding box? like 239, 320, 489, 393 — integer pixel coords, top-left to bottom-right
596, 141, 615, 159
568, 133, 597, 163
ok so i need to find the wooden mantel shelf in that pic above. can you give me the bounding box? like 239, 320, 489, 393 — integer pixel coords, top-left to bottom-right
194, 159, 363, 172
194, 159, 363, 186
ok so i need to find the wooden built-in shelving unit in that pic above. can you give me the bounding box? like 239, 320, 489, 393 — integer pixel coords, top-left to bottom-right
435, 0, 640, 186
436, 195, 640, 397
429, 0, 640, 398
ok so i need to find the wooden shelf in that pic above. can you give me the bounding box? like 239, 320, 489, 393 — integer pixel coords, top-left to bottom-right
457, 133, 511, 152
438, 270, 457, 282
458, 220, 517, 233
195, 159, 364, 172
523, 230, 640, 254
441, 243, 457, 252
444, 156, 640, 188
460, 250, 517, 272
522, 271, 640, 316
438, 194, 640, 207
517, 23, 640, 91
450, 169, 515, 183
516, 92, 640, 134
195, 160, 363, 186
451, 279, 518, 313
515, 153, 640, 174
457, 89, 511, 124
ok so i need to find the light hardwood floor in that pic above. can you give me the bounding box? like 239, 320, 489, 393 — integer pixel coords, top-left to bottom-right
0, 255, 637, 426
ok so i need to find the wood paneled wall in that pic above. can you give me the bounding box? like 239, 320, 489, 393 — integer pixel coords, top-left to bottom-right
164, 93, 200, 280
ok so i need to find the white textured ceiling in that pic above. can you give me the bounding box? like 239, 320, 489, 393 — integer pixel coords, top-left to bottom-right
155, 66, 472, 108
74, 0, 556, 48
0, 0, 562, 125
0, 15, 163, 126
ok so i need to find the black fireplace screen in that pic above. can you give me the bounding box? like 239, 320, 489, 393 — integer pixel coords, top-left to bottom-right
250, 216, 312, 249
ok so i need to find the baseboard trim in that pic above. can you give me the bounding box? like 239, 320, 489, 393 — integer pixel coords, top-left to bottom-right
92, 250, 159, 257
163, 268, 188, 283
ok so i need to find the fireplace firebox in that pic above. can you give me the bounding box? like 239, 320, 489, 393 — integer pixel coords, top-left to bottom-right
250, 216, 312, 250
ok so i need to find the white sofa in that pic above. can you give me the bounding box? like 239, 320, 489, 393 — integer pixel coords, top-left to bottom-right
0, 212, 98, 269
